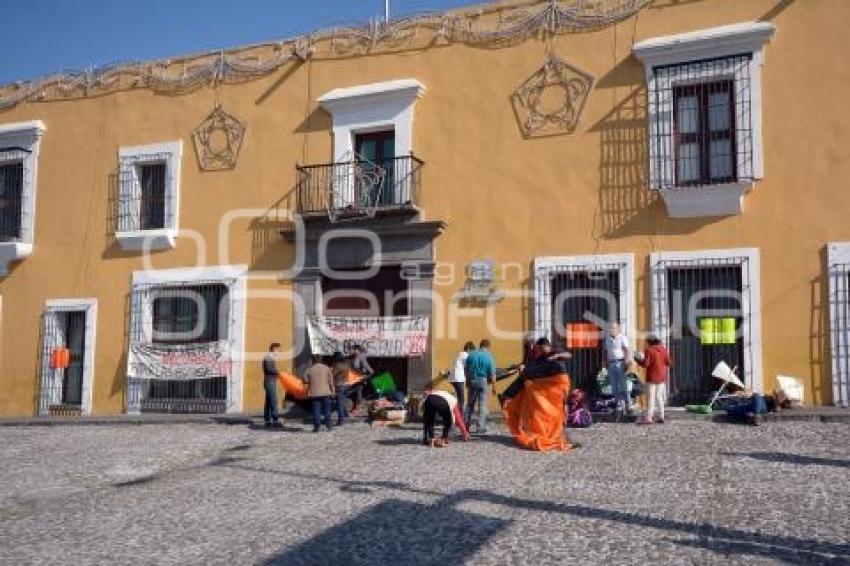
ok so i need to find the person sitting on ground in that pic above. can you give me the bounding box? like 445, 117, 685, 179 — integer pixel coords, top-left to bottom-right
635, 334, 671, 425
331, 351, 351, 426
304, 355, 335, 432
499, 337, 572, 407
421, 389, 470, 447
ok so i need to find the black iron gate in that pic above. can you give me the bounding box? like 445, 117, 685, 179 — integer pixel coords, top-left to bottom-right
551, 270, 620, 392
666, 265, 745, 405
62, 311, 86, 406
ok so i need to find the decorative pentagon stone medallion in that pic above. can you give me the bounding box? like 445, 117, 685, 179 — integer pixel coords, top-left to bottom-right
513, 52, 595, 137
192, 105, 246, 171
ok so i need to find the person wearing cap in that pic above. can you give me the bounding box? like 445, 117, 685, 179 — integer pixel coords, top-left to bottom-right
498, 337, 572, 407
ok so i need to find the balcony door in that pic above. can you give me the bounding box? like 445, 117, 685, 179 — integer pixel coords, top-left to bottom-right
355, 130, 395, 207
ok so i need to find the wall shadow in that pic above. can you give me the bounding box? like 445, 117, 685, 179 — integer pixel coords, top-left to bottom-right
294, 106, 332, 136
249, 191, 298, 274
591, 86, 659, 238
261, 498, 510, 565
810, 247, 831, 406
760, 0, 797, 22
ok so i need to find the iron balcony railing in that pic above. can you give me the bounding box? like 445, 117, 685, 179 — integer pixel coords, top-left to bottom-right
296, 154, 424, 216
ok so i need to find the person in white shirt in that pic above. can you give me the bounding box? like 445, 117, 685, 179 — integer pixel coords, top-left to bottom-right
604, 322, 633, 414
450, 341, 474, 414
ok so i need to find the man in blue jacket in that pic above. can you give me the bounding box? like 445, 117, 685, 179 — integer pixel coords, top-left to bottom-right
464, 339, 496, 434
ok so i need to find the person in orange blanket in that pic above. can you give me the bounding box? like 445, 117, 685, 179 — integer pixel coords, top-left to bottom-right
498, 337, 572, 408
420, 389, 470, 447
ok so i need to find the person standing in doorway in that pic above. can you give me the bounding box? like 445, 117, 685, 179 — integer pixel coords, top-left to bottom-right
348, 344, 374, 413
450, 341, 474, 414
465, 339, 496, 434
331, 351, 351, 426
305, 355, 335, 432
604, 322, 633, 415
635, 334, 671, 424
262, 343, 281, 427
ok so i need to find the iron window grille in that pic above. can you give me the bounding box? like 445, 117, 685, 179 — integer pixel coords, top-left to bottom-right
649, 54, 754, 190
151, 284, 228, 344
118, 153, 173, 232
296, 154, 423, 216
652, 256, 754, 405
549, 268, 622, 392
0, 149, 28, 241
130, 281, 231, 413
828, 263, 850, 407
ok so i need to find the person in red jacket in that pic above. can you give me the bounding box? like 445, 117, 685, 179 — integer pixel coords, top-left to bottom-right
635, 334, 672, 424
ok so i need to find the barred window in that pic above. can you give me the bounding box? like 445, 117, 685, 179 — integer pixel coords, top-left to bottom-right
118, 152, 173, 232
673, 80, 736, 186
650, 55, 753, 191
152, 284, 228, 344
139, 162, 166, 230
0, 159, 24, 240
115, 141, 181, 250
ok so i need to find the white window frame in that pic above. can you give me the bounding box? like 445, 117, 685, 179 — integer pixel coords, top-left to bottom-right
116, 140, 182, 251
0, 120, 46, 276
633, 22, 775, 218
534, 254, 636, 343
126, 264, 247, 414
318, 79, 425, 205
650, 247, 762, 393
39, 298, 98, 416
826, 243, 850, 407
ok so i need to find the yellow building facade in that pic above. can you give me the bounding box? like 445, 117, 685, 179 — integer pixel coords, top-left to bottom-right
1, 0, 849, 417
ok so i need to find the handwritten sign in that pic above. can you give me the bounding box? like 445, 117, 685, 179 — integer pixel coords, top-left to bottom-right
127, 341, 230, 380
307, 315, 430, 357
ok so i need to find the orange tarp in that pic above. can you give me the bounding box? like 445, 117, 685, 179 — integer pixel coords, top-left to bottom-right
278, 372, 307, 400
502, 373, 572, 451
346, 370, 364, 386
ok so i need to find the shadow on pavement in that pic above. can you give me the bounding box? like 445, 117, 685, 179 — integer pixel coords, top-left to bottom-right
722, 451, 850, 468
214, 463, 850, 565
260, 499, 510, 565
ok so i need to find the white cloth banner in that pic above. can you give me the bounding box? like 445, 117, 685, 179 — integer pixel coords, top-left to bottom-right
127, 341, 231, 380
307, 316, 429, 357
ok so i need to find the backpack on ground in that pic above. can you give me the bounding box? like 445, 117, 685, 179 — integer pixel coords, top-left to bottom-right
568, 406, 592, 428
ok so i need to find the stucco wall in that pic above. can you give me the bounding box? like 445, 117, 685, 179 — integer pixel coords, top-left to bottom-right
1, 0, 848, 415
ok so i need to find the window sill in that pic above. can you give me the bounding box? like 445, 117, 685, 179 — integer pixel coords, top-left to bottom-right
0, 241, 33, 276
659, 181, 754, 218
115, 229, 177, 251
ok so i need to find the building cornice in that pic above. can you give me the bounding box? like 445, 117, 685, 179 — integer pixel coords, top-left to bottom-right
633, 21, 776, 67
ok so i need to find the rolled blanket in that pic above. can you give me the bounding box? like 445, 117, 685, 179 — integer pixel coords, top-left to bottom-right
278, 372, 307, 400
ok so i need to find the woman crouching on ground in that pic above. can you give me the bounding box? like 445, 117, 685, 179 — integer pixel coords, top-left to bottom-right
421, 389, 470, 447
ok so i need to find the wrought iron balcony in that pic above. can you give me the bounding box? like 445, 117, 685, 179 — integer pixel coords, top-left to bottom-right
295, 154, 423, 217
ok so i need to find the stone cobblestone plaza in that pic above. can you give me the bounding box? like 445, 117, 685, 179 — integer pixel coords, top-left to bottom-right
1, 420, 847, 565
